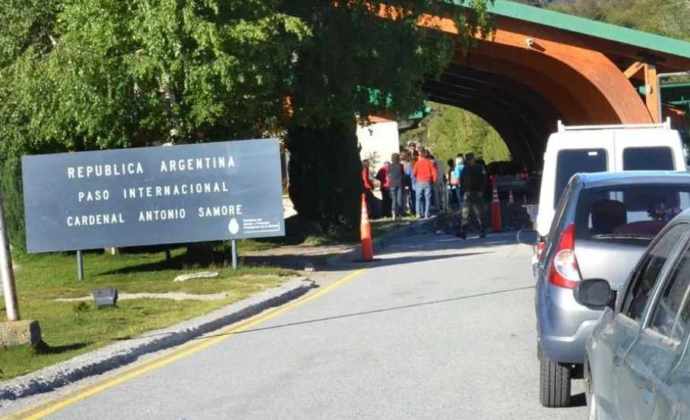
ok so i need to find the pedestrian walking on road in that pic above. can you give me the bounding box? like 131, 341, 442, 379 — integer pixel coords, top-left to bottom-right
458, 153, 487, 238
413, 149, 437, 219
388, 153, 405, 220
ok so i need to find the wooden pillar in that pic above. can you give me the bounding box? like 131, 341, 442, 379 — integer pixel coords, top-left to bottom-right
644, 64, 661, 123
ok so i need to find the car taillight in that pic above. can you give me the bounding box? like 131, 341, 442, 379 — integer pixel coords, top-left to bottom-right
548, 224, 581, 289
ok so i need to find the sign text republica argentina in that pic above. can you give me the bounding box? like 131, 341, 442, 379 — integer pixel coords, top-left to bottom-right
22, 139, 285, 253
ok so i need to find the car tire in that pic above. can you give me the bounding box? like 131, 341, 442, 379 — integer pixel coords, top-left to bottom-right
540, 357, 571, 407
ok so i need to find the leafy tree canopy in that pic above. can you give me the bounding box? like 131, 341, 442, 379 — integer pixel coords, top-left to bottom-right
0, 0, 311, 157
0, 0, 493, 155
283, 0, 492, 127
401, 102, 510, 164
0, 0, 493, 247
536, 0, 690, 41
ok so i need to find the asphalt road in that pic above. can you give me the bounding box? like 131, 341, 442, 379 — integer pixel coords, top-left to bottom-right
33, 232, 587, 419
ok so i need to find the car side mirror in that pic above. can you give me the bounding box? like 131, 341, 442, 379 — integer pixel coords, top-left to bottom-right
517, 229, 539, 246
575, 279, 617, 310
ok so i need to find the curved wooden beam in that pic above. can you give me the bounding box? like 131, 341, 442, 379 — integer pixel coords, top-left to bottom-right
413, 13, 654, 124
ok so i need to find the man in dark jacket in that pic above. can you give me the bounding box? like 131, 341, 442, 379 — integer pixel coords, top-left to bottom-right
458, 153, 487, 239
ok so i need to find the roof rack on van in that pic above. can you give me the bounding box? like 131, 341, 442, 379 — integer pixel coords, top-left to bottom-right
557, 117, 672, 132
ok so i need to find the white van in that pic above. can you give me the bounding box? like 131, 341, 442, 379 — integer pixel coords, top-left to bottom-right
536, 119, 687, 237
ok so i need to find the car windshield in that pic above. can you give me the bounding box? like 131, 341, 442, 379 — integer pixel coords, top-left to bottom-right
575, 183, 690, 242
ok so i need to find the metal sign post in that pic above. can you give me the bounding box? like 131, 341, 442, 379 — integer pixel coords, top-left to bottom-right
76, 250, 84, 281
231, 240, 238, 270
0, 191, 20, 321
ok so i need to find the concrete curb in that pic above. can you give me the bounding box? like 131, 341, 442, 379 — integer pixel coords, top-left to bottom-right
0, 277, 314, 402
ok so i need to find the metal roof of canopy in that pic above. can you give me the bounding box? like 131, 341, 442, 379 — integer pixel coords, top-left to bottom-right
449, 0, 690, 60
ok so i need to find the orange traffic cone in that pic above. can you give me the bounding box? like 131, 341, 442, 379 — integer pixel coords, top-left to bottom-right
361, 193, 374, 262
491, 186, 502, 232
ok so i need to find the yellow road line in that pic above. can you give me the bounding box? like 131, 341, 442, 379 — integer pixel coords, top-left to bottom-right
8, 269, 366, 420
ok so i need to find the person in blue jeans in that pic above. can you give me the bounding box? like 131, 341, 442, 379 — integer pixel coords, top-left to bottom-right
413, 149, 437, 219
388, 153, 404, 220
415, 182, 432, 218
454, 155, 465, 208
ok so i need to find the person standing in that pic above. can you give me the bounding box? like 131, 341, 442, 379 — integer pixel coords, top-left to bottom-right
413, 149, 437, 219
376, 162, 392, 218
433, 155, 446, 213
458, 153, 487, 238
475, 158, 491, 203
361, 159, 376, 218
453, 155, 465, 209
400, 152, 412, 215
388, 153, 405, 220
447, 159, 458, 210
408, 151, 419, 214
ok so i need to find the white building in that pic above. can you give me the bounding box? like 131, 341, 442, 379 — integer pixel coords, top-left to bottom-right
357, 118, 400, 172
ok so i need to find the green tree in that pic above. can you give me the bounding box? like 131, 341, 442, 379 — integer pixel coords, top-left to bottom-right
548, 0, 690, 41
282, 1, 492, 231
401, 102, 510, 164
0, 0, 310, 250
0, 0, 493, 248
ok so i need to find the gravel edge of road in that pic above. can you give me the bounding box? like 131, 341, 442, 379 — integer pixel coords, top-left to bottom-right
0, 277, 315, 402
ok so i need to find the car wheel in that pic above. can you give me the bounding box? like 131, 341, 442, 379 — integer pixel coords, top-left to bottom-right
540, 357, 571, 407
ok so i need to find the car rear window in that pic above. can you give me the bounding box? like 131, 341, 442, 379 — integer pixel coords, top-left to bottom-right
555, 149, 607, 207
623, 147, 674, 170
575, 183, 690, 243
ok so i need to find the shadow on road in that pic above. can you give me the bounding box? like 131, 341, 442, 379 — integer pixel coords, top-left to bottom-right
196, 284, 536, 339
98, 230, 521, 274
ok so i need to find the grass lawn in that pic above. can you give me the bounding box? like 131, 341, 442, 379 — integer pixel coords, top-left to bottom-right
0, 247, 294, 380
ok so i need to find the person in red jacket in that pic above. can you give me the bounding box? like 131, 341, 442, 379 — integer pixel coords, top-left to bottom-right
413, 149, 437, 218
361, 159, 376, 218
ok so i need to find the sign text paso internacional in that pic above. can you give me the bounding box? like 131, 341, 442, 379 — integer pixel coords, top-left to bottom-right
22, 139, 285, 253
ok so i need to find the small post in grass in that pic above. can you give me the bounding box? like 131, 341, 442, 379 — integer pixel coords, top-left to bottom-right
76, 250, 84, 281
0, 189, 42, 348
0, 191, 19, 321
231, 239, 238, 270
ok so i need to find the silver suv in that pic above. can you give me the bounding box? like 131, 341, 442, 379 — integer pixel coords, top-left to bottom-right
524, 171, 690, 407
578, 210, 690, 420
